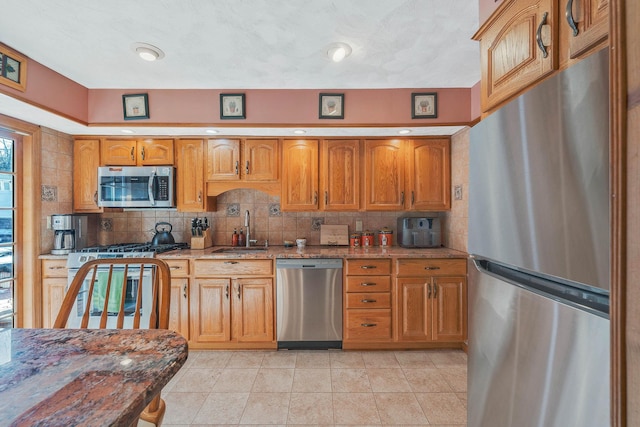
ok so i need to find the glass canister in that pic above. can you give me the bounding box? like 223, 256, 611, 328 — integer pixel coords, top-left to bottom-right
350, 233, 361, 247
378, 228, 393, 247
361, 231, 374, 247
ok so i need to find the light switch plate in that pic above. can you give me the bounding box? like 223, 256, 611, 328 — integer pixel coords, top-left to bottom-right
355, 220, 363, 232
454, 185, 463, 200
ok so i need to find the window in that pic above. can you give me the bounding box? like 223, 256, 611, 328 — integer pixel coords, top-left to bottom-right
0, 136, 15, 328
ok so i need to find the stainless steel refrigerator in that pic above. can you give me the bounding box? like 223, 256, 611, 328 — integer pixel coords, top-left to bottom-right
468, 48, 610, 427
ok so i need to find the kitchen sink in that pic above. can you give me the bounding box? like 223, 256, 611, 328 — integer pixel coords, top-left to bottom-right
211, 247, 268, 254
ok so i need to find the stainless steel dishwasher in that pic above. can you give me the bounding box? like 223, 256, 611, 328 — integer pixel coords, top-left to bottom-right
276, 258, 342, 349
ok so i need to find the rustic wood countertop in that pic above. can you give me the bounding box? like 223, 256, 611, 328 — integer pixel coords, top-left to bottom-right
0, 328, 187, 426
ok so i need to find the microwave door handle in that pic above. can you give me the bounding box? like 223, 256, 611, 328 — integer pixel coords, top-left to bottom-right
148, 171, 156, 206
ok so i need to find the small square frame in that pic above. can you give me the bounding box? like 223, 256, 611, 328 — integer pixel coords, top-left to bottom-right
122, 93, 150, 120
412, 92, 438, 119
319, 93, 344, 119
220, 93, 246, 119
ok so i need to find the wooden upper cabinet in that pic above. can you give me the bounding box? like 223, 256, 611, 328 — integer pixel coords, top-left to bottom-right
101, 139, 174, 166
73, 139, 102, 212
363, 140, 405, 211
473, 0, 558, 112
175, 139, 208, 212
321, 140, 360, 211
281, 139, 319, 211
562, 0, 608, 61
407, 139, 451, 211
206, 139, 278, 181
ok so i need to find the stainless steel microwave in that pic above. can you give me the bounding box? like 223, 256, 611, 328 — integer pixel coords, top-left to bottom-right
97, 166, 175, 208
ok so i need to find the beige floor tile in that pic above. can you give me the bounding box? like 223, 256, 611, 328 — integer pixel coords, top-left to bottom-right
162, 392, 208, 425
240, 392, 291, 424
261, 351, 297, 368
403, 367, 453, 392
429, 350, 468, 367
292, 368, 333, 392
162, 364, 187, 393
295, 351, 331, 368
190, 392, 249, 424
212, 368, 258, 392
362, 351, 400, 368
374, 392, 429, 425
192, 350, 233, 368
331, 368, 372, 392
287, 392, 334, 424
415, 392, 467, 425
225, 351, 267, 368
367, 368, 411, 392
252, 368, 294, 392
332, 392, 381, 425
330, 351, 365, 368
439, 366, 468, 392
171, 368, 223, 392
394, 351, 436, 368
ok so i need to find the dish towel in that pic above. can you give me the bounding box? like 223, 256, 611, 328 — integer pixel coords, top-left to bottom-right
92, 271, 126, 313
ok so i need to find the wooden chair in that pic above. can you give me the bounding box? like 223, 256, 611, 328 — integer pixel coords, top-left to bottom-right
53, 257, 172, 426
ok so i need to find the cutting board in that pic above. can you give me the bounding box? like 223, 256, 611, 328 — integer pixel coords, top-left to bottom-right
320, 225, 349, 245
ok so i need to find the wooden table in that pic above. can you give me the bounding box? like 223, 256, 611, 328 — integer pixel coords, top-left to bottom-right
0, 328, 188, 426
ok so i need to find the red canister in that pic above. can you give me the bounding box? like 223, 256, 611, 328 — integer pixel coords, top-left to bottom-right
361, 231, 374, 247
378, 228, 393, 247
350, 233, 361, 247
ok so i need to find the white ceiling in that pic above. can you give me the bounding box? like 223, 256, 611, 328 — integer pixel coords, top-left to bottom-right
0, 0, 480, 136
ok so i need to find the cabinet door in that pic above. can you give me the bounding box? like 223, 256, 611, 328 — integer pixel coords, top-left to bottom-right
395, 278, 431, 341
363, 140, 405, 210
408, 139, 451, 211
281, 139, 319, 211
42, 277, 67, 328
321, 139, 360, 211
73, 139, 102, 212
176, 139, 206, 211
206, 139, 241, 181
474, 0, 557, 111
169, 278, 189, 339
243, 139, 279, 181
564, 0, 608, 59
139, 139, 174, 165
190, 279, 231, 343
233, 278, 274, 342
432, 276, 467, 342
101, 139, 137, 165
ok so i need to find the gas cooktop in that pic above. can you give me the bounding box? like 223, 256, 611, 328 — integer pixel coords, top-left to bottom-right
79, 242, 189, 254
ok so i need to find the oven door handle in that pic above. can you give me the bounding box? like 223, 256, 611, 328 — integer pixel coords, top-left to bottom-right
148, 171, 156, 206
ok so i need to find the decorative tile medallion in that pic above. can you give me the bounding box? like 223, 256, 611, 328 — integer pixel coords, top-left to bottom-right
226, 203, 240, 217
268, 203, 281, 217
41, 185, 57, 202
311, 217, 325, 231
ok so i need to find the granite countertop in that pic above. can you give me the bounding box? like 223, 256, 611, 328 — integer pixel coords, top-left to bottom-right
158, 245, 468, 259
0, 328, 188, 426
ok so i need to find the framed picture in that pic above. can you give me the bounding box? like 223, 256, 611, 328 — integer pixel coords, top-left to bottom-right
412, 92, 438, 119
122, 93, 150, 120
220, 93, 246, 119
319, 93, 344, 119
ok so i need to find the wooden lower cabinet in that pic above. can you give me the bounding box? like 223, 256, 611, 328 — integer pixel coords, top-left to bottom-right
165, 259, 190, 339
41, 259, 68, 328
189, 259, 275, 348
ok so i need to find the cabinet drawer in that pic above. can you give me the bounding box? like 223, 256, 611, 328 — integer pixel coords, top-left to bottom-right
346, 293, 391, 309
165, 259, 189, 277
194, 259, 273, 277
396, 258, 466, 277
345, 259, 391, 275
344, 310, 392, 341
345, 275, 391, 293
42, 259, 68, 277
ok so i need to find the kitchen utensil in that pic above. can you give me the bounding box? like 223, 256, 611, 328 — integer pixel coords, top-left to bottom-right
151, 222, 175, 246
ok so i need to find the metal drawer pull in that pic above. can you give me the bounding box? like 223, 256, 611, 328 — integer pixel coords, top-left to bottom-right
427, 283, 432, 298
361, 323, 377, 327
235, 160, 239, 175
224, 261, 239, 264
170, 266, 181, 270
183, 284, 188, 298
51, 266, 66, 270
566, 0, 579, 36
433, 283, 438, 298
424, 266, 440, 270
361, 299, 377, 303
536, 12, 549, 58
245, 160, 250, 174
225, 284, 229, 299
360, 265, 377, 269
130, 147, 135, 161
360, 282, 377, 287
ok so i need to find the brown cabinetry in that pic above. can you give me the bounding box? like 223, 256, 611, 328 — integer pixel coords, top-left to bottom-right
363, 140, 406, 211
207, 138, 279, 181
321, 139, 360, 211
395, 258, 467, 343
41, 259, 68, 328
101, 139, 174, 166
281, 139, 320, 211
343, 259, 393, 345
190, 259, 274, 347
407, 139, 451, 211
73, 139, 102, 213
175, 139, 212, 212
165, 259, 190, 339
561, 0, 609, 63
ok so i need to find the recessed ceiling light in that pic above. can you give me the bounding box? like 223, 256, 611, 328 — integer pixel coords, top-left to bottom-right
131, 42, 165, 61
205, 129, 219, 134
121, 129, 135, 134
326, 42, 352, 62
398, 129, 412, 135
293, 129, 306, 135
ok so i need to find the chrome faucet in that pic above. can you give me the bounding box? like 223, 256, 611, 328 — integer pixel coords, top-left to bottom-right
244, 210, 250, 247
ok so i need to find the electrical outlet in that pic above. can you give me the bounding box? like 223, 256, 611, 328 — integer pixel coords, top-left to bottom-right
355, 220, 363, 232
46, 216, 51, 229
454, 185, 463, 200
